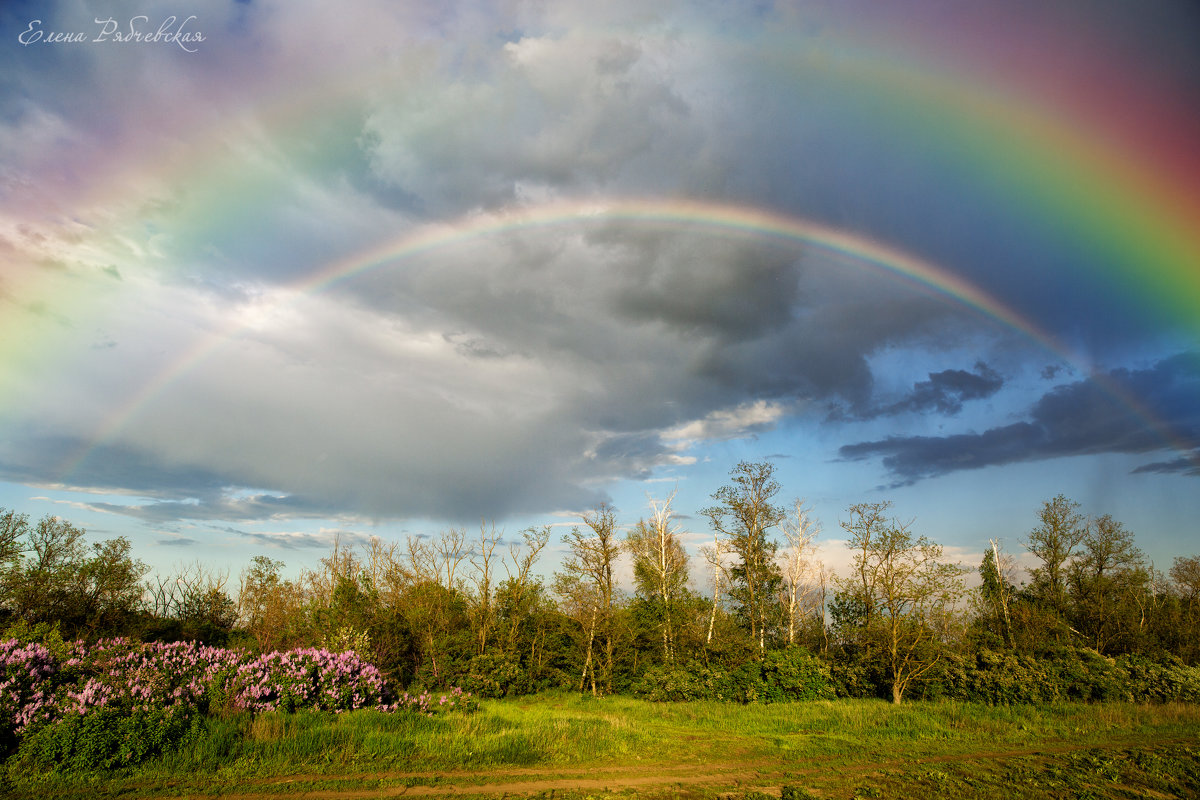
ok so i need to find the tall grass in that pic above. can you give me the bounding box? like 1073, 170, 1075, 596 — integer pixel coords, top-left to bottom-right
7, 696, 1199, 798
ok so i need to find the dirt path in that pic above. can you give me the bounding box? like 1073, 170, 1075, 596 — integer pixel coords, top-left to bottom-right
142, 737, 1194, 800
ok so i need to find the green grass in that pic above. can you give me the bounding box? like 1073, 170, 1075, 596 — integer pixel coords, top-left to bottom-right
4, 696, 1198, 799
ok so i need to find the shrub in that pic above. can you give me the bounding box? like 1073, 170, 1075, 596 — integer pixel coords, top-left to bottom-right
941, 647, 1200, 705
381, 685, 478, 715
0, 639, 61, 749
225, 648, 387, 713
828, 659, 884, 700
632, 661, 732, 701
15, 705, 197, 772
458, 651, 526, 698
733, 649, 834, 703
1117, 654, 1200, 703
634, 650, 833, 703
0, 636, 476, 773
950, 650, 1060, 705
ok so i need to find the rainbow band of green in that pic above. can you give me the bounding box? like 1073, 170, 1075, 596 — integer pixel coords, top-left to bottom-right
60, 198, 1193, 481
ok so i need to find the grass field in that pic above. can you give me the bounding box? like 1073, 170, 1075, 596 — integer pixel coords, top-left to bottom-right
6, 695, 1199, 799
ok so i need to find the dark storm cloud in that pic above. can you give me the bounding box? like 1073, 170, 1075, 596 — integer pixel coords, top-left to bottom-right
832, 362, 1003, 421
1041, 365, 1063, 380
1132, 455, 1200, 478
884, 362, 1003, 416
840, 353, 1200, 482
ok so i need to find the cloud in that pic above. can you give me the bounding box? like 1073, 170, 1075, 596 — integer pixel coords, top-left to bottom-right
1131, 454, 1200, 478
156, 536, 199, 547
2, 0, 1194, 537
664, 400, 787, 444
360, 28, 697, 215
840, 353, 1200, 483
835, 361, 1003, 420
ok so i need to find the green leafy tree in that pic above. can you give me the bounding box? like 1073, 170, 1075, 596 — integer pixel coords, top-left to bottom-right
702, 461, 785, 652
835, 502, 966, 704
1168, 555, 1200, 663
1025, 494, 1087, 633
238, 555, 308, 651
1068, 514, 1146, 654
2, 513, 147, 637
0, 508, 27, 617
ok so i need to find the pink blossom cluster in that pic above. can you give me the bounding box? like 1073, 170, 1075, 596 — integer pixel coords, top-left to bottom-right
0, 639, 59, 733
224, 647, 387, 713
379, 685, 478, 715
1, 636, 476, 745
61, 638, 243, 716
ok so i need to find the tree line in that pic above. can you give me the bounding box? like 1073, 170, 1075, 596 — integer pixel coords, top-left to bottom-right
2, 461, 1198, 704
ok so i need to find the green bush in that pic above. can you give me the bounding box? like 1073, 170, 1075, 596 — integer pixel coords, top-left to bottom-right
1117, 654, 1200, 703
1045, 647, 1129, 702
942, 648, 1200, 705
15, 705, 198, 772
458, 651, 527, 698
631, 661, 732, 701
828, 658, 884, 700
730, 649, 834, 703
633, 650, 833, 703
951, 650, 1060, 705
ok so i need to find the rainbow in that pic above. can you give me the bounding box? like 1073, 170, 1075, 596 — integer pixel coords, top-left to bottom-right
22, 6, 1200, 481
59, 197, 1192, 479
749, 32, 1200, 335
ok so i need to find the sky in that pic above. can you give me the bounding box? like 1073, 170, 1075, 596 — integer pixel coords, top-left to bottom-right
1, 0, 1198, 588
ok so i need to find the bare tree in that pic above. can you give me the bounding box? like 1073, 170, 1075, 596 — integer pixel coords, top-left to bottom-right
559, 504, 621, 693
305, 535, 357, 609
700, 533, 730, 650
149, 561, 235, 635
625, 490, 689, 664
405, 535, 437, 584
978, 539, 1016, 649
500, 525, 550, 654
778, 498, 822, 648
433, 527, 470, 591
469, 519, 503, 654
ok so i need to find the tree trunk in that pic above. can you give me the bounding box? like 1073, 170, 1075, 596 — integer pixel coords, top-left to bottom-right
707, 576, 720, 646
580, 604, 598, 695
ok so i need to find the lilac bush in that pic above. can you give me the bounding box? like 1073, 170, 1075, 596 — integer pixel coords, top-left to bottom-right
225, 647, 387, 713
1, 635, 476, 764
381, 685, 478, 715
0, 639, 61, 736
58, 638, 242, 717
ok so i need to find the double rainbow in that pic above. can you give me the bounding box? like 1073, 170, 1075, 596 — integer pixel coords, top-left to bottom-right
17, 5, 1197, 480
